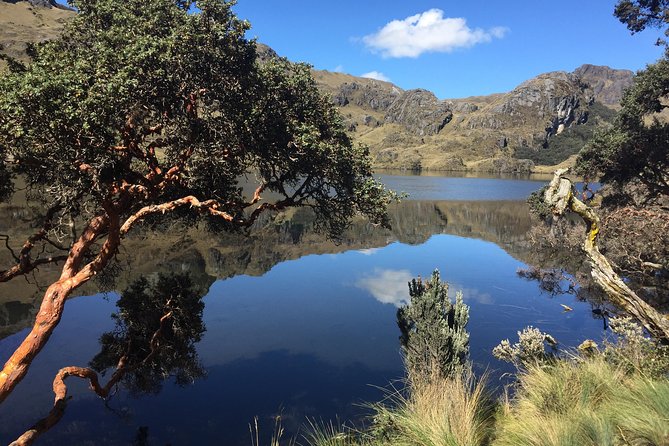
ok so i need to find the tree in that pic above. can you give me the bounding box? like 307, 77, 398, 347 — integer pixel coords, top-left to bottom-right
397, 270, 470, 381
614, 0, 669, 45
11, 273, 207, 445
0, 0, 394, 404
576, 57, 669, 198
577, 0, 669, 198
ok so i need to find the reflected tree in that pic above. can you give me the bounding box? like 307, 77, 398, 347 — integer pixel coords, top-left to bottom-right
10, 273, 207, 446
90, 273, 206, 395
0, 0, 394, 403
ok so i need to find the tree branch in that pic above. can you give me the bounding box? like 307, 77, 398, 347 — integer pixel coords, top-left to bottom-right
10, 309, 174, 446
545, 169, 669, 341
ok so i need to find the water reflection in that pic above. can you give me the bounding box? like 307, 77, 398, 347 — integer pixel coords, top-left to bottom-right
356, 268, 414, 306
0, 274, 208, 445
0, 199, 534, 339
90, 274, 207, 396
0, 174, 610, 445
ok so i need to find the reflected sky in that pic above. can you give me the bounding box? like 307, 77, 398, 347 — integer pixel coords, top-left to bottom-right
0, 233, 606, 445
0, 174, 606, 446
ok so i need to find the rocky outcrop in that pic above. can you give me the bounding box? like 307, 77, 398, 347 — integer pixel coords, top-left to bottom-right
384, 89, 453, 136
333, 81, 401, 112
574, 64, 634, 106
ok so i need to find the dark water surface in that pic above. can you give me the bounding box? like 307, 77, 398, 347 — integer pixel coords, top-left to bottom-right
0, 174, 606, 445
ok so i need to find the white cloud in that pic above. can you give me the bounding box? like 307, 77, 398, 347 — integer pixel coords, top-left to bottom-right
357, 248, 381, 256
360, 71, 391, 82
333, 64, 345, 73
363, 9, 508, 58
356, 269, 413, 307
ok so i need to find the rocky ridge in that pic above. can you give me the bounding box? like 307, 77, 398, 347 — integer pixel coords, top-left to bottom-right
0, 0, 635, 172
315, 65, 633, 172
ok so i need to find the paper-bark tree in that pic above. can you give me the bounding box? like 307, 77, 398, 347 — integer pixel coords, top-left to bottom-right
0, 0, 394, 404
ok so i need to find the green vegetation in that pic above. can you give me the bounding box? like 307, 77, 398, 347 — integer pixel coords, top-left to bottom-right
0, 0, 394, 422
576, 57, 669, 197
306, 274, 669, 446
494, 356, 669, 446
515, 102, 617, 166
398, 270, 470, 381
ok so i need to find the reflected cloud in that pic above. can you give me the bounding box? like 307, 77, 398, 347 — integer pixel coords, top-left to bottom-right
356, 268, 413, 306
449, 284, 494, 305
357, 248, 381, 256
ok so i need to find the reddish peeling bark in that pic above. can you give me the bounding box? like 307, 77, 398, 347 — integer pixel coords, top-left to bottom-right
0, 213, 119, 404
10, 310, 174, 446
0, 185, 280, 406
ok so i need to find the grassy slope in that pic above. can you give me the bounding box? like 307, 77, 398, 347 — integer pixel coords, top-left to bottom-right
0, 1, 73, 68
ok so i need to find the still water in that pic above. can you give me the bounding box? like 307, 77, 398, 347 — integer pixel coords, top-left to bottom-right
0, 173, 605, 445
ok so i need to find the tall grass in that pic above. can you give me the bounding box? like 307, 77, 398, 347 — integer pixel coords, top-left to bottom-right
304, 356, 669, 446
371, 372, 494, 446
493, 356, 669, 446
304, 371, 493, 446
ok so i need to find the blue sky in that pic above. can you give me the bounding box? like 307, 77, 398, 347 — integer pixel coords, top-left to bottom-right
232, 0, 666, 99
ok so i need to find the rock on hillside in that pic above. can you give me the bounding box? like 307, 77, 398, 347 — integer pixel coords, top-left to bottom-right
385, 89, 453, 136
317, 64, 633, 172
0, 3, 635, 172
574, 64, 634, 107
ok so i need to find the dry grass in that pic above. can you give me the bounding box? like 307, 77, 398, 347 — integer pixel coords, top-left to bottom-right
493, 357, 669, 446
0, 2, 74, 64
305, 371, 494, 446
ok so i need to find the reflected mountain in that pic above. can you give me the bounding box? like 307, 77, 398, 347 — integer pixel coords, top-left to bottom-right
0, 200, 534, 339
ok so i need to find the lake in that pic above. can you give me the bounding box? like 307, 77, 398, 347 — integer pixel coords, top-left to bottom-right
0, 173, 607, 445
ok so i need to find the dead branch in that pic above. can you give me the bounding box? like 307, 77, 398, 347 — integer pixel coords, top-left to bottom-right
544, 169, 669, 341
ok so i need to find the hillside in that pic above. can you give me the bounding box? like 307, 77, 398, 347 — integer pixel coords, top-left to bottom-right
0, 0, 634, 173
315, 66, 633, 172
0, 0, 73, 69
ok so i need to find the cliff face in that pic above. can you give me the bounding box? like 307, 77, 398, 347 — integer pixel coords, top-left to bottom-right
574, 64, 635, 107
316, 66, 633, 172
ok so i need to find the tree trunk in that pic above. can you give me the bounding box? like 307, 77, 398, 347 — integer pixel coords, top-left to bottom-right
0, 213, 118, 404
544, 169, 669, 341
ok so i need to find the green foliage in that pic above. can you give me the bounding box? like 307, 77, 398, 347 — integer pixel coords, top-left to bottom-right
614, 0, 669, 44
89, 273, 206, 395
0, 0, 393, 240
603, 316, 669, 377
576, 48, 669, 199
526, 186, 552, 220
397, 270, 470, 381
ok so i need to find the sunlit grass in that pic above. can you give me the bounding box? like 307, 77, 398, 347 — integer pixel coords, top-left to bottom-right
304, 356, 669, 446
304, 371, 493, 446
493, 356, 669, 446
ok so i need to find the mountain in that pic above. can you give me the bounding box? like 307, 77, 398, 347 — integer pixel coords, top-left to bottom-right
0, 1, 634, 172
0, 0, 73, 68
315, 66, 633, 172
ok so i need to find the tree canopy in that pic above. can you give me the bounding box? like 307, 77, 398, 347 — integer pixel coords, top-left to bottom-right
577, 1, 669, 199
0, 0, 394, 404
576, 57, 669, 197
614, 0, 669, 44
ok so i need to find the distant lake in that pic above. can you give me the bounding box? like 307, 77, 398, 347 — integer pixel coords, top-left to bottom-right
0, 173, 606, 446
